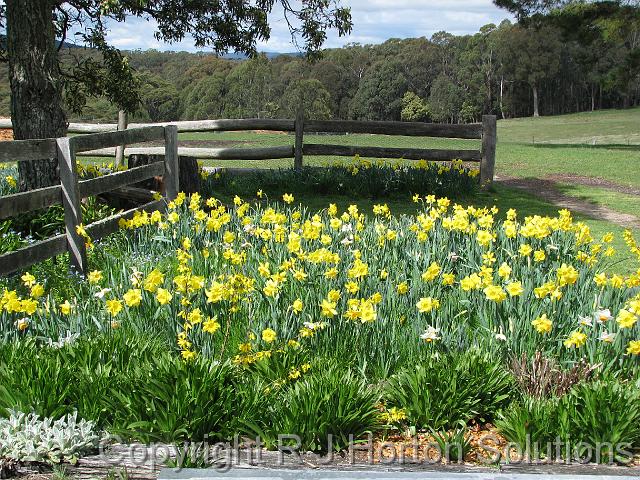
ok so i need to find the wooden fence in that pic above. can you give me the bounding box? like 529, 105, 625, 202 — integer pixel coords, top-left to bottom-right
0, 115, 497, 186
0, 115, 496, 276
0, 126, 178, 276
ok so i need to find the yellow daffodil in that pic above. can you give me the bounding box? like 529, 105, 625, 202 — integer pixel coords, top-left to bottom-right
532, 314, 552, 334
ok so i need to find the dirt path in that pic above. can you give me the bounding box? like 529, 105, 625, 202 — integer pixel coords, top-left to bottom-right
545, 173, 640, 196
496, 176, 640, 229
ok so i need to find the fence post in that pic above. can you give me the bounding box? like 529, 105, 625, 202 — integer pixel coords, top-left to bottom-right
115, 110, 128, 168
294, 107, 304, 170
164, 125, 179, 201
57, 137, 88, 274
480, 114, 497, 189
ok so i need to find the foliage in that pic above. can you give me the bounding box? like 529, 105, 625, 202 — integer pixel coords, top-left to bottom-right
401, 92, 430, 122
0, 334, 258, 443
510, 351, 599, 398
260, 366, 381, 452
279, 78, 332, 120
0, 182, 640, 454
385, 351, 514, 430
558, 380, 640, 463
495, 397, 560, 456
0, 410, 100, 465
429, 421, 473, 463
497, 380, 640, 463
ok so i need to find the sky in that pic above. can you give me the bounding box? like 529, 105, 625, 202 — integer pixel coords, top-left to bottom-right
104, 0, 513, 53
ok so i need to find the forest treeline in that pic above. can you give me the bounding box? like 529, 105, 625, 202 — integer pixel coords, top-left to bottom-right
1, 5, 638, 124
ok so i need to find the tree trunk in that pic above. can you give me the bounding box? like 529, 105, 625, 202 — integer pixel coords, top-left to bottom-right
6, 0, 67, 191
532, 84, 540, 117
129, 154, 201, 195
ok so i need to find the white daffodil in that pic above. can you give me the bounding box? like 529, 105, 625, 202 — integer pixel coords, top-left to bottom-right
578, 315, 593, 327
420, 326, 440, 343
599, 331, 615, 343
594, 309, 613, 323
94, 288, 112, 299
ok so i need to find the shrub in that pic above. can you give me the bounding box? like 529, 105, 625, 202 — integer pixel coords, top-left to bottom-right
495, 397, 560, 458
264, 366, 381, 452
0, 334, 246, 443
559, 380, 640, 463
510, 351, 598, 398
429, 421, 472, 463
105, 356, 239, 443
385, 351, 514, 430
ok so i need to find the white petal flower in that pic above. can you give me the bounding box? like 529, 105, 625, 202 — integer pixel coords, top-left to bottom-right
599, 331, 615, 343
594, 309, 613, 323
420, 326, 440, 342
578, 315, 593, 327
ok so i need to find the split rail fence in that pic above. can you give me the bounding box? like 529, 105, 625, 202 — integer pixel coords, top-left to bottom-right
0, 126, 179, 276
0, 115, 496, 276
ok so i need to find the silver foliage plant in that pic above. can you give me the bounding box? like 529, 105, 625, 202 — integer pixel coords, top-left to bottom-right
0, 410, 100, 464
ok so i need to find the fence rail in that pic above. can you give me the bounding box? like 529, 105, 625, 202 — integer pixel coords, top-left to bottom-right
2, 114, 496, 184
0, 126, 178, 277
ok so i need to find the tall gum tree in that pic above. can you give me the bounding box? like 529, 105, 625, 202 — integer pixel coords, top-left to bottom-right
0, 0, 352, 190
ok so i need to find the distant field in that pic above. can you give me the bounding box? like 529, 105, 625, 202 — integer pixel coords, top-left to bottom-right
498, 108, 640, 145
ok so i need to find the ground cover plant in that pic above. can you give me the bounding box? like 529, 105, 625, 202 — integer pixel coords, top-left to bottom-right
1, 187, 640, 465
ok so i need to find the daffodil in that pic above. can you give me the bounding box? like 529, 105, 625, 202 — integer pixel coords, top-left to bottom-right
123, 289, 142, 307
416, 297, 440, 313
532, 314, 552, 334
617, 309, 638, 329
262, 328, 277, 343
203, 317, 221, 334
105, 299, 123, 317
564, 330, 587, 348
420, 326, 440, 342
627, 340, 640, 355
156, 288, 173, 305
88, 270, 103, 284
320, 299, 338, 317
59, 300, 73, 315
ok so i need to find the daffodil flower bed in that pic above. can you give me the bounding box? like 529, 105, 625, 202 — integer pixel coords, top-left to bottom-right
1, 190, 640, 456
2, 190, 640, 366
201, 157, 479, 200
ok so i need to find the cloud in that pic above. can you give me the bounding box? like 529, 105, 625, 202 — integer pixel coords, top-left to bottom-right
104, 0, 512, 53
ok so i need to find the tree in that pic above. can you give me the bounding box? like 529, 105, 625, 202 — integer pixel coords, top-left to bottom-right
428, 73, 462, 123
139, 73, 180, 122
280, 78, 332, 119
224, 54, 275, 118
349, 59, 408, 120
400, 91, 430, 122
182, 74, 227, 120
0, 0, 352, 190
498, 24, 562, 116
